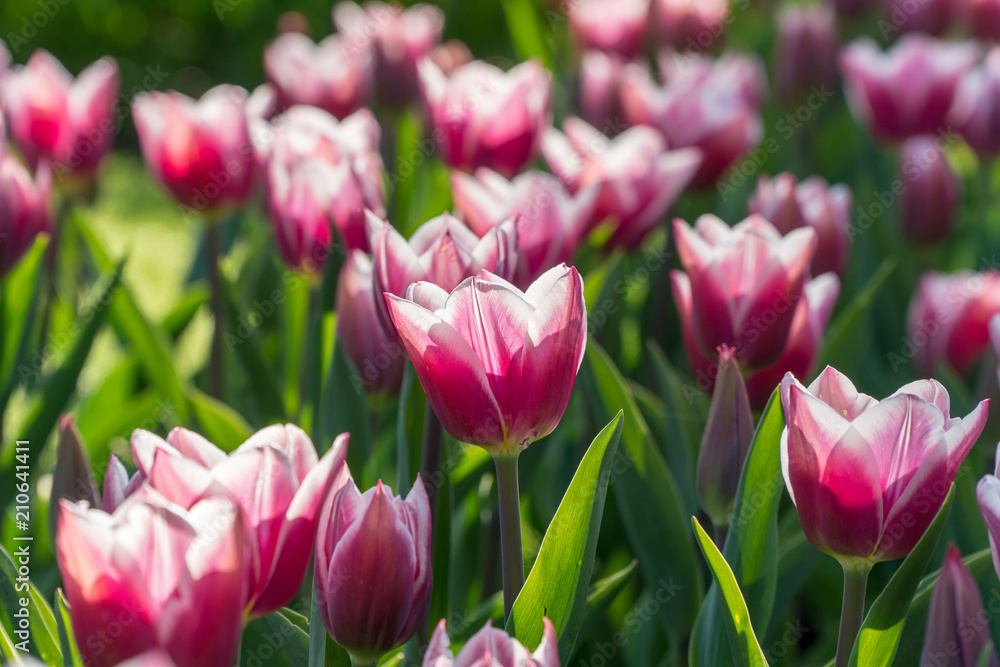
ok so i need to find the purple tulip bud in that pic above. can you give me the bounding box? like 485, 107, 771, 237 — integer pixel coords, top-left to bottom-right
885, 0, 956, 36
652, 0, 728, 52
775, 5, 839, 107
898, 134, 961, 245
951, 48, 1000, 159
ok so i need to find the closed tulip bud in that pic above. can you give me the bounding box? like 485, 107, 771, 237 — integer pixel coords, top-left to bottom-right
386, 265, 586, 454
671, 214, 817, 369
775, 5, 839, 107
49, 415, 99, 540
696, 347, 754, 529
840, 35, 977, 143
577, 51, 627, 133
451, 168, 598, 287
898, 134, 961, 245
266, 158, 336, 274
423, 618, 560, 666
57, 494, 246, 667
568, 0, 649, 59
0, 153, 51, 278
781, 367, 987, 565
130, 425, 349, 617
950, 49, 1000, 159
315, 474, 432, 664
132, 85, 255, 219
921, 544, 999, 667
905, 271, 1000, 376
333, 1, 444, 107
418, 58, 551, 177
652, 0, 729, 52
748, 173, 852, 278
967, 0, 1000, 40
264, 33, 374, 119
885, 0, 955, 36
543, 118, 701, 249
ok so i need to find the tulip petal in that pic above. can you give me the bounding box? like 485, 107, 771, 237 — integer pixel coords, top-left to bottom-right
978, 475, 1000, 581
147, 447, 219, 509
165, 427, 227, 468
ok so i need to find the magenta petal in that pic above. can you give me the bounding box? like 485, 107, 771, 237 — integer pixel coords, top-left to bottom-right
165, 427, 226, 468
147, 447, 219, 509
423, 619, 455, 664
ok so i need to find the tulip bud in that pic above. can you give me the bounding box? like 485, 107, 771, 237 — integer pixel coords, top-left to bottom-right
950, 48, 1000, 159
577, 51, 627, 133
652, 0, 728, 52
921, 544, 999, 667
774, 5, 839, 107
0, 153, 51, 278
423, 618, 560, 666
49, 415, 99, 543
315, 474, 432, 664
568, 0, 649, 59
885, 0, 955, 36
967, 0, 1000, 40
265, 158, 335, 275
696, 347, 754, 529
898, 134, 961, 245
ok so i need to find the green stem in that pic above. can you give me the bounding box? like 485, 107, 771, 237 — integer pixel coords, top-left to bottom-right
493, 453, 524, 622
835, 564, 870, 667
207, 223, 224, 399
421, 403, 443, 527
349, 654, 379, 667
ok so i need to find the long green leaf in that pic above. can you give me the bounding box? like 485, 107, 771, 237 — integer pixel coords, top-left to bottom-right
262, 609, 310, 665
0, 544, 62, 664
55, 589, 83, 667
506, 412, 624, 657
0, 235, 48, 413
818, 257, 896, 367
316, 341, 370, 472
188, 388, 253, 451
0, 620, 21, 663
499, 0, 553, 69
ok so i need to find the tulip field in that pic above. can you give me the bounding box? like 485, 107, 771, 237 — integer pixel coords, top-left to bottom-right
8, 0, 1000, 665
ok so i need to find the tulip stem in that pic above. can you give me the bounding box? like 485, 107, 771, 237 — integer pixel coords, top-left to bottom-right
349, 657, 378, 667
207, 223, 224, 399
493, 453, 524, 621
421, 403, 443, 527
835, 565, 870, 667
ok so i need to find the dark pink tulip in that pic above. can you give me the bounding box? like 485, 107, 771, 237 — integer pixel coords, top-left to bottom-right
671, 214, 817, 369
132, 85, 254, 219
839, 35, 977, 142
542, 118, 701, 249
966, 0, 1000, 40
0, 153, 50, 277
264, 32, 373, 119
1, 50, 119, 183
775, 5, 839, 107
577, 51, 628, 133
781, 367, 988, 565
906, 270, 1000, 376
950, 49, 1000, 158
130, 425, 349, 617
748, 173, 852, 278
922, 544, 999, 667
451, 168, 598, 287
885, 0, 956, 36
266, 157, 336, 274
57, 494, 246, 667
652, 0, 729, 52
898, 134, 961, 245
423, 618, 560, 666
568, 0, 649, 59
315, 474, 431, 664
418, 58, 552, 177
385, 265, 586, 454
333, 1, 444, 107
336, 251, 406, 395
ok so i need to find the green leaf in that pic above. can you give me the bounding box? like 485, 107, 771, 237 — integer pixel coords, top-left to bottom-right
0, 544, 62, 664
316, 340, 371, 475
158, 286, 209, 338
818, 257, 896, 368
499, 0, 553, 69
0, 621, 21, 663
692, 518, 769, 667
0, 235, 48, 414
188, 388, 253, 451
308, 592, 350, 667
849, 485, 956, 667
262, 609, 310, 665
506, 412, 624, 657
56, 590, 83, 667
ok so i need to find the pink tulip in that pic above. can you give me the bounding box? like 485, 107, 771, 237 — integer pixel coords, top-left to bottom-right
775, 5, 839, 107
423, 618, 560, 666
265, 156, 337, 274
451, 168, 598, 287
1, 50, 119, 184
747, 173, 852, 278
781, 367, 988, 564
657, 49, 767, 112
385, 264, 586, 454
315, 474, 431, 663
336, 251, 406, 395
885, 0, 956, 36
542, 118, 701, 249
950, 49, 1000, 159
130, 425, 348, 617
979, 445, 1000, 582
839, 35, 977, 142
57, 494, 246, 667
101, 453, 146, 513
568, 0, 649, 59
418, 58, 551, 177
132, 85, 255, 219
0, 153, 50, 277
905, 270, 1000, 376
671, 214, 817, 369
332, 1, 444, 107
245, 83, 280, 173
577, 51, 628, 133
898, 134, 961, 245
966, 0, 1000, 40
652, 0, 729, 52
263, 32, 373, 119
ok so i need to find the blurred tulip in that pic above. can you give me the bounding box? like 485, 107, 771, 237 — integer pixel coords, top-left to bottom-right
966, 0, 1000, 40
0, 152, 50, 277
265, 158, 335, 274
885, 0, 955, 36
418, 58, 551, 177
775, 5, 839, 107
57, 494, 246, 667
423, 618, 560, 666
981, 446, 1000, 582
245, 83, 280, 172
333, 1, 444, 107
543, 118, 701, 249
49, 415, 99, 535
430, 40, 473, 75
577, 51, 627, 132
671, 214, 817, 369
130, 425, 348, 617
831, 0, 873, 16
748, 173, 852, 278
385, 264, 586, 454
315, 474, 431, 664
1, 50, 119, 184
781, 366, 988, 565
921, 544, 999, 667
839, 35, 977, 142
652, 0, 729, 52
568, 0, 649, 59
905, 270, 1000, 376
950, 49, 1000, 159
451, 168, 598, 286
277, 10, 311, 35
264, 32, 373, 119
657, 49, 767, 108
133, 85, 254, 219
898, 134, 961, 245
